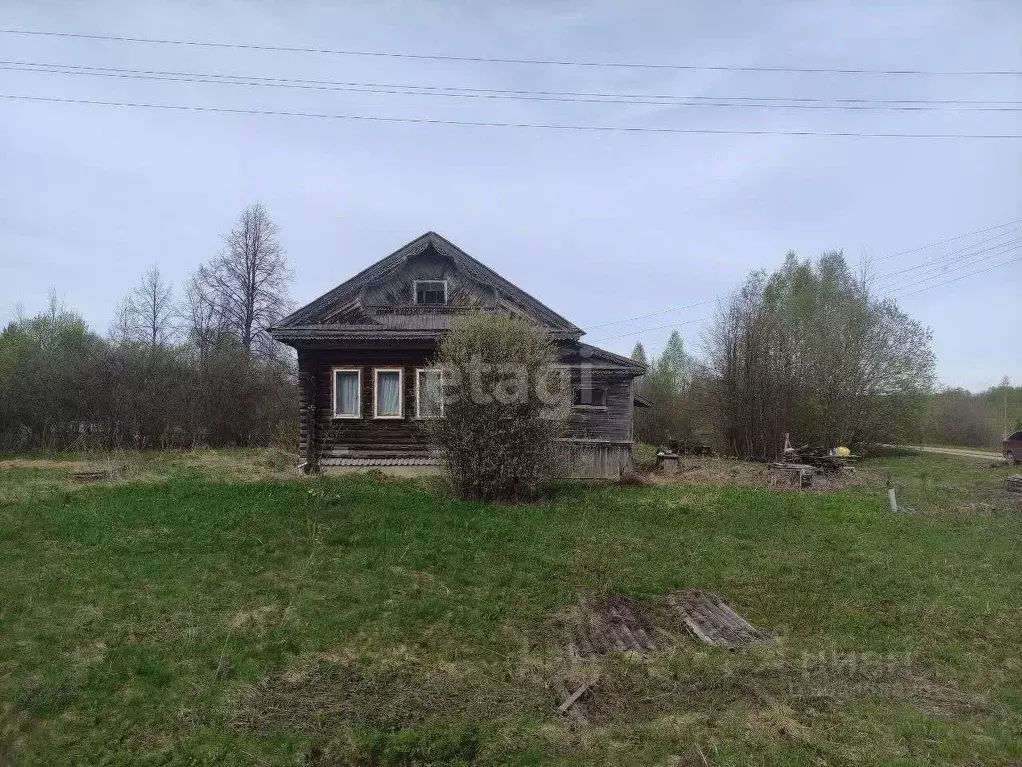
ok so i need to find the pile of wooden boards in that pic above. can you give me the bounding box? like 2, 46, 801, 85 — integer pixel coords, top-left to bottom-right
783, 445, 856, 472
555, 590, 774, 723
1007, 475, 1022, 493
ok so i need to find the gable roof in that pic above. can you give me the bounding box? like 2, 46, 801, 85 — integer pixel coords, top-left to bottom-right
271, 231, 583, 342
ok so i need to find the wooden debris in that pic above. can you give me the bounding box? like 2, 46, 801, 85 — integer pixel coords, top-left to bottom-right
662, 589, 773, 648
1006, 475, 1022, 493
768, 463, 814, 489
566, 596, 657, 661
550, 675, 591, 725
783, 443, 856, 472
70, 469, 109, 483
655, 450, 681, 473
557, 681, 593, 714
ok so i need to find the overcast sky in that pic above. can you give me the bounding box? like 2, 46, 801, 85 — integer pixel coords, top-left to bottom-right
1, 1, 1020, 391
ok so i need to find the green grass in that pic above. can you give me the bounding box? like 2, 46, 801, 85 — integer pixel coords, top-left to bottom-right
0, 451, 1019, 765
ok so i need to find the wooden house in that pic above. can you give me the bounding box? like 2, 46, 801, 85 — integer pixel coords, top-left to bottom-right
269, 232, 647, 477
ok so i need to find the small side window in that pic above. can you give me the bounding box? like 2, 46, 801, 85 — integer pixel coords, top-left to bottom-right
1012, 431, 1022, 441
573, 387, 607, 407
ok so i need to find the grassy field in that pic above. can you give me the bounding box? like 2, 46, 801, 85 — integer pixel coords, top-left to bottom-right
0, 449, 1020, 765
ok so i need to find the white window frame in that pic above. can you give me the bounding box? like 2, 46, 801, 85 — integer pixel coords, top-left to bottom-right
331, 367, 362, 419
373, 367, 404, 419
412, 279, 448, 306
415, 368, 445, 419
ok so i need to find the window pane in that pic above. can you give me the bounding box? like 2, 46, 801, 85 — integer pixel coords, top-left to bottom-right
377, 371, 402, 416
573, 387, 607, 406
415, 280, 446, 305
419, 370, 443, 418
335, 371, 359, 416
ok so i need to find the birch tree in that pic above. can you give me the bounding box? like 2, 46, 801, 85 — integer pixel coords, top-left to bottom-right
197, 203, 293, 356
111, 266, 176, 350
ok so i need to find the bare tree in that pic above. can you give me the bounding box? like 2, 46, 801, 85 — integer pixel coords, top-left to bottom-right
111, 265, 176, 350
179, 274, 228, 360
197, 203, 293, 356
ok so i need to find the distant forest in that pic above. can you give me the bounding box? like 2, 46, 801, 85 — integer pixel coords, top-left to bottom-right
923, 383, 1022, 447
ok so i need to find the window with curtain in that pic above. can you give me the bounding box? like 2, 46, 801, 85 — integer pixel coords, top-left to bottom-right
416, 369, 444, 418
375, 369, 403, 418
333, 369, 360, 418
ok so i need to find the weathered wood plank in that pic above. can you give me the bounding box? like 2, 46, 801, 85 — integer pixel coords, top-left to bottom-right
664, 589, 773, 648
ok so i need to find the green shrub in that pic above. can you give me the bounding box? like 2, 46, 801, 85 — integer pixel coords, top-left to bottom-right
427, 314, 566, 502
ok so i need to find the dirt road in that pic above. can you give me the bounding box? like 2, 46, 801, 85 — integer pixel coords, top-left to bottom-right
900, 445, 1003, 461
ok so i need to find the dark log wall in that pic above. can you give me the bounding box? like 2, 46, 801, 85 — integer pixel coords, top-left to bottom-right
298, 345, 438, 458
297, 345, 636, 460
564, 370, 634, 442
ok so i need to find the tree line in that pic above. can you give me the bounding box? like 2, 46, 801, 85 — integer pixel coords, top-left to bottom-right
0, 203, 296, 451
923, 379, 1022, 447
631, 250, 957, 457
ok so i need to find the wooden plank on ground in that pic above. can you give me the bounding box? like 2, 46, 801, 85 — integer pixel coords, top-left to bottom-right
663, 589, 773, 648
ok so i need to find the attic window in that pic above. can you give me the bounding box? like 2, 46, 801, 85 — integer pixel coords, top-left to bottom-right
414, 280, 447, 305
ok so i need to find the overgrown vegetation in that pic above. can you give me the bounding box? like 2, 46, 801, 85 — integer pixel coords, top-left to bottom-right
0, 204, 296, 451
428, 314, 565, 501
703, 251, 936, 457
922, 378, 1022, 447
629, 251, 944, 456
630, 332, 703, 446
0, 449, 1019, 765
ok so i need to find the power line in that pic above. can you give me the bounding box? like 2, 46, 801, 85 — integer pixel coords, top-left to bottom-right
4, 93, 1021, 139
871, 219, 1022, 261
587, 299, 715, 330
589, 316, 708, 343
888, 252, 1022, 298
594, 248, 1020, 341
876, 233, 1022, 285
880, 239, 1022, 293
5, 61, 1022, 111
875, 225, 1022, 280
18, 59, 1022, 105
2, 28, 1020, 76
590, 227, 1022, 335
591, 241, 1021, 342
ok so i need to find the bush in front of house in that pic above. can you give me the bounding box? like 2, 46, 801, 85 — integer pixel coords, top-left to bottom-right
427, 314, 566, 502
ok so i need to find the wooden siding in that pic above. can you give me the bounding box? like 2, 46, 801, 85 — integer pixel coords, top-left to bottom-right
560, 440, 634, 479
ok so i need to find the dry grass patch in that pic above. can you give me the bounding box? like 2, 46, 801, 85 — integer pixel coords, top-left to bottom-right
0, 449, 303, 504
233, 654, 545, 736
645, 456, 862, 493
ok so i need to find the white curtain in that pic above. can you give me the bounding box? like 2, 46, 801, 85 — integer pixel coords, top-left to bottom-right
420, 370, 443, 417
336, 372, 359, 415
378, 371, 401, 416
